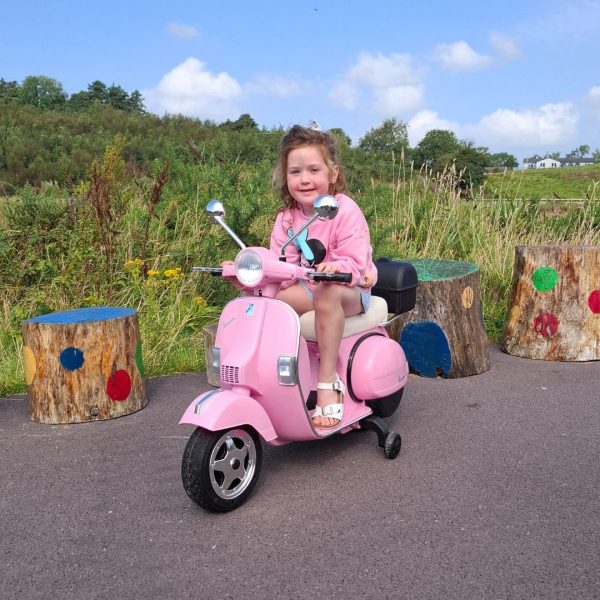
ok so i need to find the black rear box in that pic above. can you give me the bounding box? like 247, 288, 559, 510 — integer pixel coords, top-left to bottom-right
372, 258, 418, 314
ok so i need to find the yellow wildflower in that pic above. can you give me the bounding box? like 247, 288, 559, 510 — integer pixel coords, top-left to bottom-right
124, 258, 144, 273
147, 269, 160, 278
194, 296, 208, 309
163, 268, 184, 281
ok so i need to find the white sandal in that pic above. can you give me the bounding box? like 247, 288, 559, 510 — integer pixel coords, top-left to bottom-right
312, 375, 345, 427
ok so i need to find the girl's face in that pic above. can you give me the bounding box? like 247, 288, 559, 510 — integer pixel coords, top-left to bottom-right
286, 145, 339, 215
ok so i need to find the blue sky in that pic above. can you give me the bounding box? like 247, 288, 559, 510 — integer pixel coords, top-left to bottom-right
3, 0, 600, 161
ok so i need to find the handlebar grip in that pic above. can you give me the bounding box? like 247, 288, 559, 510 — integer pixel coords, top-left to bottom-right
311, 272, 352, 283
192, 267, 223, 276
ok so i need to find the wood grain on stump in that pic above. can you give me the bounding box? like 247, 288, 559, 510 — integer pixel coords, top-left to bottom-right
386, 259, 490, 378
22, 307, 147, 423
502, 245, 600, 361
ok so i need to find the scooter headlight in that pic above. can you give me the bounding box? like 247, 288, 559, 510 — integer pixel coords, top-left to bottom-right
235, 250, 263, 286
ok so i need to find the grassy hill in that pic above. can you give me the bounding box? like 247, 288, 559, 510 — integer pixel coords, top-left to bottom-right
485, 164, 600, 200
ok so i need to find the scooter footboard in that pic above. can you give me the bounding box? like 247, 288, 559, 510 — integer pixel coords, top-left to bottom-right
179, 389, 278, 442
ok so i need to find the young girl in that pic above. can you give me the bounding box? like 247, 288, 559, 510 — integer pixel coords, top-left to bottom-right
270, 124, 377, 428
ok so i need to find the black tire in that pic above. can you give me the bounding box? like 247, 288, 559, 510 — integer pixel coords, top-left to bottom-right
384, 432, 402, 459
181, 426, 262, 512
367, 388, 404, 418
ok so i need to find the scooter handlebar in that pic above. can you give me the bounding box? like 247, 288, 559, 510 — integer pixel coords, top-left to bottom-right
310, 271, 352, 283
192, 266, 224, 276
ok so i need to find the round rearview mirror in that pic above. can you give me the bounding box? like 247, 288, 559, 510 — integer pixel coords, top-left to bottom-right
206, 199, 225, 222
313, 195, 338, 220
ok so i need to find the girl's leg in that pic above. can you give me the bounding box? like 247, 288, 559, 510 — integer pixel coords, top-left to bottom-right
312, 283, 362, 427
276, 283, 314, 315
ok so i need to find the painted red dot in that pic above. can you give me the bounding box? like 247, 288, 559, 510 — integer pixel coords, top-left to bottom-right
106, 369, 132, 401
533, 311, 560, 338
588, 290, 600, 314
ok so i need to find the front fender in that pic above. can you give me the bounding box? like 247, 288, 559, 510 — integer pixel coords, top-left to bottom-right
179, 389, 277, 442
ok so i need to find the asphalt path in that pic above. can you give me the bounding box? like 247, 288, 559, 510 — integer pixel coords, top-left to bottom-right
1, 345, 599, 600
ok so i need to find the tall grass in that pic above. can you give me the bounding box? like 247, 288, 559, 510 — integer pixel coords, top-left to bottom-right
1, 154, 598, 396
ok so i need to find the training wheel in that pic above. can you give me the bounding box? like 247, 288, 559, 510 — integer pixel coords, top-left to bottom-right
384, 432, 402, 459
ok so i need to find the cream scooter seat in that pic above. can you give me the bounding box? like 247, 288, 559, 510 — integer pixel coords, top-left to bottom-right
299, 295, 389, 342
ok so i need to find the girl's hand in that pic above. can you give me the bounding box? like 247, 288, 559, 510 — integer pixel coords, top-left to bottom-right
315, 262, 339, 275
220, 260, 245, 290
361, 270, 375, 288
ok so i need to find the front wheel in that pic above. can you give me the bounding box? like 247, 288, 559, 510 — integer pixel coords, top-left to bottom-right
181, 426, 262, 512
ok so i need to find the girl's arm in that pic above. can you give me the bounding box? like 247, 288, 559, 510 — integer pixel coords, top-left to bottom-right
320, 206, 376, 287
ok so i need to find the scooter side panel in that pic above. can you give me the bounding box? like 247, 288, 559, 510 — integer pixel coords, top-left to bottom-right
179, 389, 278, 442
347, 329, 409, 400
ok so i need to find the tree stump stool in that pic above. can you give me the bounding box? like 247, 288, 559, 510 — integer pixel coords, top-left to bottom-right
22, 307, 147, 423
502, 245, 600, 361
385, 259, 490, 378
203, 322, 219, 387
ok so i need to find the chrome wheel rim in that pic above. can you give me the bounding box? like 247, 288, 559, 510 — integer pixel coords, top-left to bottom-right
208, 429, 258, 500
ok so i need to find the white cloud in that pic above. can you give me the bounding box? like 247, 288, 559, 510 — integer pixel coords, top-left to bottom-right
329, 51, 424, 116
467, 102, 578, 146
347, 52, 421, 88
374, 85, 424, 116
166, 21, 199, 39
144, 58, 242, 120
587, 86, 600, 117
432, 41, 492, 71
328, 80, 360, 111
245, 74, 310, 98
489, 33, 520, 61
407, 110, 460, 146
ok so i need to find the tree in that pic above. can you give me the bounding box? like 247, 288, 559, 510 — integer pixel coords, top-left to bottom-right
87, 80, 108, 104
593, 148, 600, 163
329, 128, 352, 148
0, 79, 21, 104
20, 76, 67, 110
107, 84, 129, 110
489, 152, 519, 170
358, 118, 408, 156
413, 129, 460, 168
435, 143, 490, 193
68, 90, 92, 111
220, 113, 258, 132
567, 144, 591, 158
127, 90, 145, 113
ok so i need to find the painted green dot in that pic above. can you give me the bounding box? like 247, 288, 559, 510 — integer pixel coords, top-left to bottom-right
135, 341, 145, 377
532, 266, 558, 292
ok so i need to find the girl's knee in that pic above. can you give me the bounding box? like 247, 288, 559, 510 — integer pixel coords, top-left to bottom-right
313, 284, 344, 310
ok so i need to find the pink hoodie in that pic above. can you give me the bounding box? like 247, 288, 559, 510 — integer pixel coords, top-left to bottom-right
269, 193, 378, 292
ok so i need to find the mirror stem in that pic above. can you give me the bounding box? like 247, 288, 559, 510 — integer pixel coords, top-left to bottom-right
213, 216, 246, 250
279, 213, 320, 261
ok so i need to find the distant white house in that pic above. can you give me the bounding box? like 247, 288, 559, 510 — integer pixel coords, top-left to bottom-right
523, 156, 595, 169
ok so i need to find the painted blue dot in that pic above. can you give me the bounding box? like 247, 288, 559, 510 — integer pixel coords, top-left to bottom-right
399, 321, 452, 378
60, 347, 84, 371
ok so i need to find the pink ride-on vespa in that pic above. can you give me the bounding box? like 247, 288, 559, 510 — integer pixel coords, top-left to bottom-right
180, 195, 418, 512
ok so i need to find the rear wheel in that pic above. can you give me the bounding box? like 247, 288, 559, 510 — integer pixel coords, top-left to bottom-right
181, 426, 262, 512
